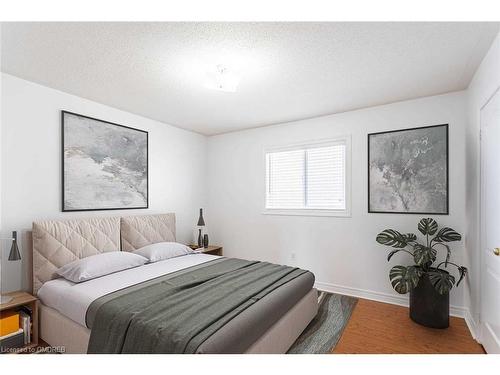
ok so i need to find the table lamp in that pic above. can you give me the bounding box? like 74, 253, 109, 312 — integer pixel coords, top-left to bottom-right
197, 208, 205, 247
0, 231, 22, 304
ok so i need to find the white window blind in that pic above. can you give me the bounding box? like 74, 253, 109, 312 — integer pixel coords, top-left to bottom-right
265, 140, 347, 212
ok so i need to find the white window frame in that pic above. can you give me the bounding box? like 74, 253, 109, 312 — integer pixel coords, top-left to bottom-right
262, 136, 351, 217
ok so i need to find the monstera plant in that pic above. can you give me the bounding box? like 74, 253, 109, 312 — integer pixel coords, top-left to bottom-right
376, 218, 467, 328
376, 218, 467, 295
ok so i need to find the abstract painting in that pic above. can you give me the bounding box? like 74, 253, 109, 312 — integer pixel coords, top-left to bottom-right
368, 124, 448, 214
62, 111, 148, 211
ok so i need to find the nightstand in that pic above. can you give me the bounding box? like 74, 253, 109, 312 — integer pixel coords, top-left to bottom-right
188, 245, 223, 256
0, 291, 38, 353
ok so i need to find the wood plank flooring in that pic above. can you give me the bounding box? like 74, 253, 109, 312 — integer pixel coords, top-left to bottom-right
332, 298, 485, 354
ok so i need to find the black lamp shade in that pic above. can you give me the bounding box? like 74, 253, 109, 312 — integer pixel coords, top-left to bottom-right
8, 231, 21, 261
197, 208, 205, 226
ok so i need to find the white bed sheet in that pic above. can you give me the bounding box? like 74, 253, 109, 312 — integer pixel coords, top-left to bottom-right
38, 253, 219, 327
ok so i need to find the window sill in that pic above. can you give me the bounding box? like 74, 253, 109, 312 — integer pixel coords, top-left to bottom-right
262, 208, 351, 217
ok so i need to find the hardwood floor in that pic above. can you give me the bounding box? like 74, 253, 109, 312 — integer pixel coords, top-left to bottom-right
332, 298, 484, 354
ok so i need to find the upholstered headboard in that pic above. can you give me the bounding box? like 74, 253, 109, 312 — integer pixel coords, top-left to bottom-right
32, 213, 177, 294
32, 217, 121, 295
120, 213, 176, 251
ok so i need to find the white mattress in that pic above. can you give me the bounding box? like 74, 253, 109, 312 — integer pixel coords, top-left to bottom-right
38, 253, 219, 327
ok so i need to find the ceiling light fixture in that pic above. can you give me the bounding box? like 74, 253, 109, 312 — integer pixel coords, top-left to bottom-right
205, 64, 240, 92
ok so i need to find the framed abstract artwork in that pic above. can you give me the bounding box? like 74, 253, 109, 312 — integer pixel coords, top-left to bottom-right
62, 111, 148, 211
368, 124, 448, 214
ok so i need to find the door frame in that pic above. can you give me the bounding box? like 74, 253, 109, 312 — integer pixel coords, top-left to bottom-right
479, 84, 500, 352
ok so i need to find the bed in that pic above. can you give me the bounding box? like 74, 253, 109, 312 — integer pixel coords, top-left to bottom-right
32, 214, 318, 354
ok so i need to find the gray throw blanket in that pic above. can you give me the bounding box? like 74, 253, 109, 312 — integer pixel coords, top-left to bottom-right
87, 258, 308, 353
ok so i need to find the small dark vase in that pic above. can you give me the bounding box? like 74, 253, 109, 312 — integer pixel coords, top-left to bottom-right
410, 272, 449, 329
197, 229, 203, 247
203, 234, 209, 248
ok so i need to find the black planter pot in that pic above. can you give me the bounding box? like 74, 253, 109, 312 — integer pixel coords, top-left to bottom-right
410, 272, 449, 329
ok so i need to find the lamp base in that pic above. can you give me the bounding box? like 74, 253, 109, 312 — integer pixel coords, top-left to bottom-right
0, 295, 13, 304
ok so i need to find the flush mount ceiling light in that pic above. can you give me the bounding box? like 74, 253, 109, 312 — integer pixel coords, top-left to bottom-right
205, 64, 240, 92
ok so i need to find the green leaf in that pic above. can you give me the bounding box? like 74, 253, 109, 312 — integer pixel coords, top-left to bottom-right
389, 265, 422, 294
433, 227, 462, 243
456, 266, 468, 287
413, 244, 437, 266
418, 218, 438, 236
376, 229, 408, 248
428, 270, 456, 294
403, 233, 417, 242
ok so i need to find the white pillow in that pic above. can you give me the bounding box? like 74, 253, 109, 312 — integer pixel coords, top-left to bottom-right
133, 242, 193, 263
56, 251, 148, 283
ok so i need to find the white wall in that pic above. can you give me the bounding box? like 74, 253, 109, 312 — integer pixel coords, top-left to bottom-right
1, 73, 207, 293
465, 31, 500, 333
207, 91, 467, 312
0, 68, 477, 317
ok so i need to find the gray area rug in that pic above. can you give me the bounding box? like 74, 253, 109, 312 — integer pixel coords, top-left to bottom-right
287, 292, 358, 354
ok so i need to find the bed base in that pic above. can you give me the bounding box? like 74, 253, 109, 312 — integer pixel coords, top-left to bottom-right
40, 288, 318, 354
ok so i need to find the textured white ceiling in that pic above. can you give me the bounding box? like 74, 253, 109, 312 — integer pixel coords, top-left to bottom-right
2, 22, 499, 135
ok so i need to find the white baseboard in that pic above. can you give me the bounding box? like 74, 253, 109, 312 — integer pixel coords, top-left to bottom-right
464, 309, 480, 341
314, 281, 466, 318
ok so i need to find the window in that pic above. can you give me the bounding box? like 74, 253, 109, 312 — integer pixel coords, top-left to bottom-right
264, 138, 350, 216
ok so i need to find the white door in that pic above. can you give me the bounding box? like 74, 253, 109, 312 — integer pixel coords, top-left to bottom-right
480, 87, 500, 353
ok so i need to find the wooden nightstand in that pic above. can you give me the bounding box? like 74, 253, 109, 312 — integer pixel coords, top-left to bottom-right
188, 245, 223, 256
0, 291, 38, 353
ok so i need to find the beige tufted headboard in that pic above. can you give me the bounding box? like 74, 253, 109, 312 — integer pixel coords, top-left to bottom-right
32, 217, 121, 295
120, 213, 176, 251
32, 213, 177, 294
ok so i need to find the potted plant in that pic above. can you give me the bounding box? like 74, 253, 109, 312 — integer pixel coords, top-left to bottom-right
376, 218, 467, 328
